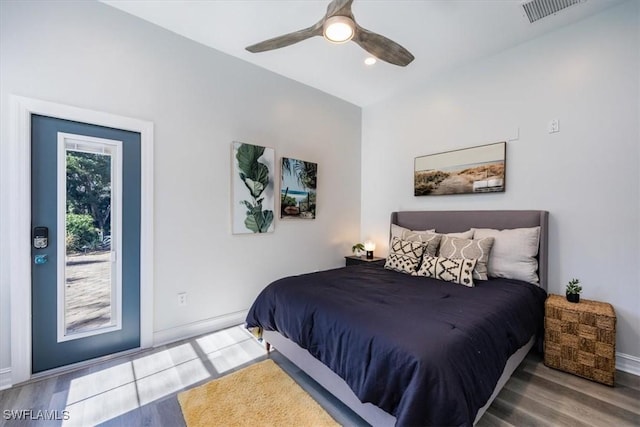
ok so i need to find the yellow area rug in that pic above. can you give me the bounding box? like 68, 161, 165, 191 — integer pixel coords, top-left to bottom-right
178, 359, 339, 427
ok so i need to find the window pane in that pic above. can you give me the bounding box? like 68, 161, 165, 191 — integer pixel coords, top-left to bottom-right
64, 150, 114, 335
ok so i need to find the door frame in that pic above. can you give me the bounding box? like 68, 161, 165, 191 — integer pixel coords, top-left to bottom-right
7, 95, 154, 384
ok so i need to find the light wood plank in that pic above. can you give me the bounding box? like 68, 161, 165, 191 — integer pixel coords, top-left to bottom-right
520, 356, 640, 413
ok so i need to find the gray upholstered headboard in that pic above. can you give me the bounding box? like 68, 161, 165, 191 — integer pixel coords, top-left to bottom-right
390, 210, 549, 290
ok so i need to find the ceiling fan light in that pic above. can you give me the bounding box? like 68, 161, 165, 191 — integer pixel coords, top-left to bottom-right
323, 16, 355, 43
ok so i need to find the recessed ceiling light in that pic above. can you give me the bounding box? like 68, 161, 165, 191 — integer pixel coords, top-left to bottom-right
364, 57, 377, 66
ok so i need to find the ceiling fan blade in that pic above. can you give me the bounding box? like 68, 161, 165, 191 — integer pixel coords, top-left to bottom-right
246, 0, 352, 54
246, 25, 322, 53
325, 0, 354, 18
353, 26, 415, 67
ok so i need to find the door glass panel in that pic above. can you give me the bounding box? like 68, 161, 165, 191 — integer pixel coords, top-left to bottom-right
65, 149, 113, 334
59, 134, 122, 341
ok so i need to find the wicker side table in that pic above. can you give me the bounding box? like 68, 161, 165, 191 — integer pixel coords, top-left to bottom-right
544, 294, 616, 386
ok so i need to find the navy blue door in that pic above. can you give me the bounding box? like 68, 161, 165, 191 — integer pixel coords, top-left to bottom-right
31, 114, 141, 373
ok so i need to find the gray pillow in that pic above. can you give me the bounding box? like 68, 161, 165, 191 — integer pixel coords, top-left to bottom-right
472, 227, 540, 284
439, 229, 474, 239
439, 236, 494, 280
390, 225, 440, 256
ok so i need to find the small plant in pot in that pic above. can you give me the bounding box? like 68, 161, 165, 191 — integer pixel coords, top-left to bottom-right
566, 278, 582, 303
352, 243, 365, 258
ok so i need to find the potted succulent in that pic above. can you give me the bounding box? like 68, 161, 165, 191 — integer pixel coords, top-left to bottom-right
566, 278, 582, 303
352, 243, 365, 258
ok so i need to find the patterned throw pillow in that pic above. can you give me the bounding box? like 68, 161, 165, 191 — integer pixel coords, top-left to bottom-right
390, 225, 441, 256
438, 236, 494, 280
413, 256, 478, 287
384, 237, 425, 274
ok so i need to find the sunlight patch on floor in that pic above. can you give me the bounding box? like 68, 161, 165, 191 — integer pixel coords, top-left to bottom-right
195, 325, 252, 354
205, 337, 265, 374
62, 342, 210, 425
66, 361, 135, 404
135, 363, 183, 406
64, 382, 138, 427
132, 342, 197, 378
173, 358, 211, 388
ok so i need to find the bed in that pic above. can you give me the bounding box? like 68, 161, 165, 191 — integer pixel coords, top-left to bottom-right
246, 210, 549, 426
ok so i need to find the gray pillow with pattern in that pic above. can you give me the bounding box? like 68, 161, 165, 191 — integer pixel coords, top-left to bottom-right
390, 225, 441, 256
438, 236, 494, 280
413, 256, 477, 287
384, 237, 425, 274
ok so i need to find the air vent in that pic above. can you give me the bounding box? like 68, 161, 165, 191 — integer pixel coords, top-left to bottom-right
522, 0, 581, 23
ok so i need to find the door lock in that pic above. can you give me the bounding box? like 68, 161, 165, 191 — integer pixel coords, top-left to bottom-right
33, 226, 48, 249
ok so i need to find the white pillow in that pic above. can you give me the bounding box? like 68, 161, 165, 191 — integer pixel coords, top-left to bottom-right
472, 227, 540, 284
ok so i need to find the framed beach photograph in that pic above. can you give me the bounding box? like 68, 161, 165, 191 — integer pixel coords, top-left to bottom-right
231, 142, 275, 234
414, 141, 506, 196
280, 157, 317, 219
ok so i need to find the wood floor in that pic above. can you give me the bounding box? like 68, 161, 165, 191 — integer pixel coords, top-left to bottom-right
1, 324, 638, 426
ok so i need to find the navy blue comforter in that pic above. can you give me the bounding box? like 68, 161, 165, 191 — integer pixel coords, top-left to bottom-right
245, 263, 546, 426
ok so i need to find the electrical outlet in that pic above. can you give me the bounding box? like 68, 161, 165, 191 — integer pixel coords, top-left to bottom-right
178, 292, 187, 306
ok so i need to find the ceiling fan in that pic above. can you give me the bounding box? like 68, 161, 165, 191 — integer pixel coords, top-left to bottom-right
245, 0, 415, 67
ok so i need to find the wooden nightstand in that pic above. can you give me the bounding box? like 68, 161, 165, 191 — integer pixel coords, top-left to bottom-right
544, 294, 616, 386
345, 255, 385, 266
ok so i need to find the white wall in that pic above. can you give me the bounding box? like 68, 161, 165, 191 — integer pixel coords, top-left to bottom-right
362, 1, 640, 363
0, 1, 361, 376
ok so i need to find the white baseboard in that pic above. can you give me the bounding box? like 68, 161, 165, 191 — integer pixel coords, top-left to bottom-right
616, 352, 640, 376
153, 310, 248, 347
0, 367, 12, 391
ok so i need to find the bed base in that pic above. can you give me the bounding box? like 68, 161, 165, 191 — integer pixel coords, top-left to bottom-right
264, 329, 535, 426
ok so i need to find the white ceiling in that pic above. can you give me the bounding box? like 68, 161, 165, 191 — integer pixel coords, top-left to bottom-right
102, 0, 624, 107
